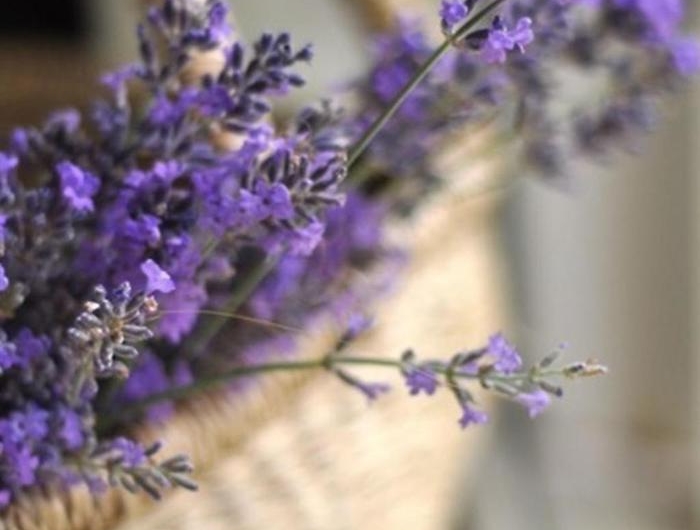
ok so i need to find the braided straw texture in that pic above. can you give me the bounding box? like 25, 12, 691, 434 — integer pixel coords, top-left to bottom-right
2, 1, 511, 529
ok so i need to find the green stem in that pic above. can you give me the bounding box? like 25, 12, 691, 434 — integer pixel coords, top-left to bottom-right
346, 0, 508, 169
347, 38, 452, 168
99, 353, 566, 432
183, 253, 281, 358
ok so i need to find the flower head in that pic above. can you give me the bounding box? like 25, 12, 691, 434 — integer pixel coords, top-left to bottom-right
488, 332, 523, 373
481, 17, 534, 64
458, 404, 489, 428
56, 161, 100, 213
404, 366, 439, 396
440, 1, 470, 33
0, 264, 8, 292
140, 259, 176, 294
516, 389, 552, 418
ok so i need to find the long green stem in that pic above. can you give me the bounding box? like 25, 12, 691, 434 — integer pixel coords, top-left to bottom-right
347, 0, 508, 168
183, 253, 281, 358
347, 38, 452, 168
100, 353, 569, 432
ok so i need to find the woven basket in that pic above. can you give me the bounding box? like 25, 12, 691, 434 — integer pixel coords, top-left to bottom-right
1, 1, 512, 529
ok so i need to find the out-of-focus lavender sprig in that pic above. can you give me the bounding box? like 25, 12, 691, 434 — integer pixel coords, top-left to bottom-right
102, 328, 606, 430
89, 439, 197, 500
330, 331, 607, 427
350, 0, 699, 188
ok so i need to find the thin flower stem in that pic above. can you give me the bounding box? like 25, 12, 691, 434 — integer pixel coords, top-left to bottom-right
99, 352, 567, 432
346, 0, 508, 168
153, 309, 302, 333
347, 38, 451, 168
183, 252, 281, 358
97, 358, 327, 432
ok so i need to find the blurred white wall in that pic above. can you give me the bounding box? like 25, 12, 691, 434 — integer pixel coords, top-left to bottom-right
506, 99, 697, 530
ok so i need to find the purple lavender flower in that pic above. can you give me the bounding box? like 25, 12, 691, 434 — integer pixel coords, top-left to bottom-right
254, 181, 295, 221
482, 17, 535, 64
14, 329, 51, 366
0, 490, 10, 509
156, 282, 207, 343
333, 367, 391, 402
67, 283, 154, 379
488, 332, 523, 373
13, 405, 50, 441
404, 366, 439, 396
0, 152, 18, 175
288, 222, 327, 256
108, 437, 147, 468
441, 0, 470, 32
0, 265, 8, 292
336, 313, 374, 350
119, 353, 176, 423
56, 161, 100, 213
57, 408, 85, 450
141, 259, 176, 294
357, 381, 392, 401
0, 334, 19, 371
2, 444, 39, 487
0, 0, 661, 510
671, 37, 700, 76
516, 389, 552, 418
458, 403, 489, 428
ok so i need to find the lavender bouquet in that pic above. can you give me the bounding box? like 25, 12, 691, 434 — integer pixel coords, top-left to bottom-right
0, 0, 694, 514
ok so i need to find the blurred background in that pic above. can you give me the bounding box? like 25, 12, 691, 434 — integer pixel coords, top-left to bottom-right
1, 0, 699, 529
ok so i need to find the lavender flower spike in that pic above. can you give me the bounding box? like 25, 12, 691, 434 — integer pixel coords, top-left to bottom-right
488, 332, 522, 373
440, 0, 470, 33
481, 17, 534, 64
458, 404, 489, 428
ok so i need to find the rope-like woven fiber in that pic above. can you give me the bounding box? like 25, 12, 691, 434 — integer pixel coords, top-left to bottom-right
1, 1, 512, 528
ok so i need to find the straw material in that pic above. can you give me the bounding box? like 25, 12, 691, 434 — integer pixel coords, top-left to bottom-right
1, 1, 512, 528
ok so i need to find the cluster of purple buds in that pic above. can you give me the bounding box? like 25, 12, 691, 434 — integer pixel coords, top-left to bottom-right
353, 0, 698, 188
329, 329, 606, 427
84, 438, 196, 500
441, 1, 535, 63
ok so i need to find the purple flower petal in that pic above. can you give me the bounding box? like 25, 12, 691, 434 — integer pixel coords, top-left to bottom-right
140, 259, 176, 294
404, 367, 439, 396
488, 332, 523, 374
56, 161, 100, 213
458, 404, 489, 428
516, 389, 552, 418
0, 264, 9, 292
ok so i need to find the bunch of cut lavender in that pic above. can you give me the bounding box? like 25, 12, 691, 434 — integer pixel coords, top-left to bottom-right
351, 0, 699, 185
1, 0, 694, 511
